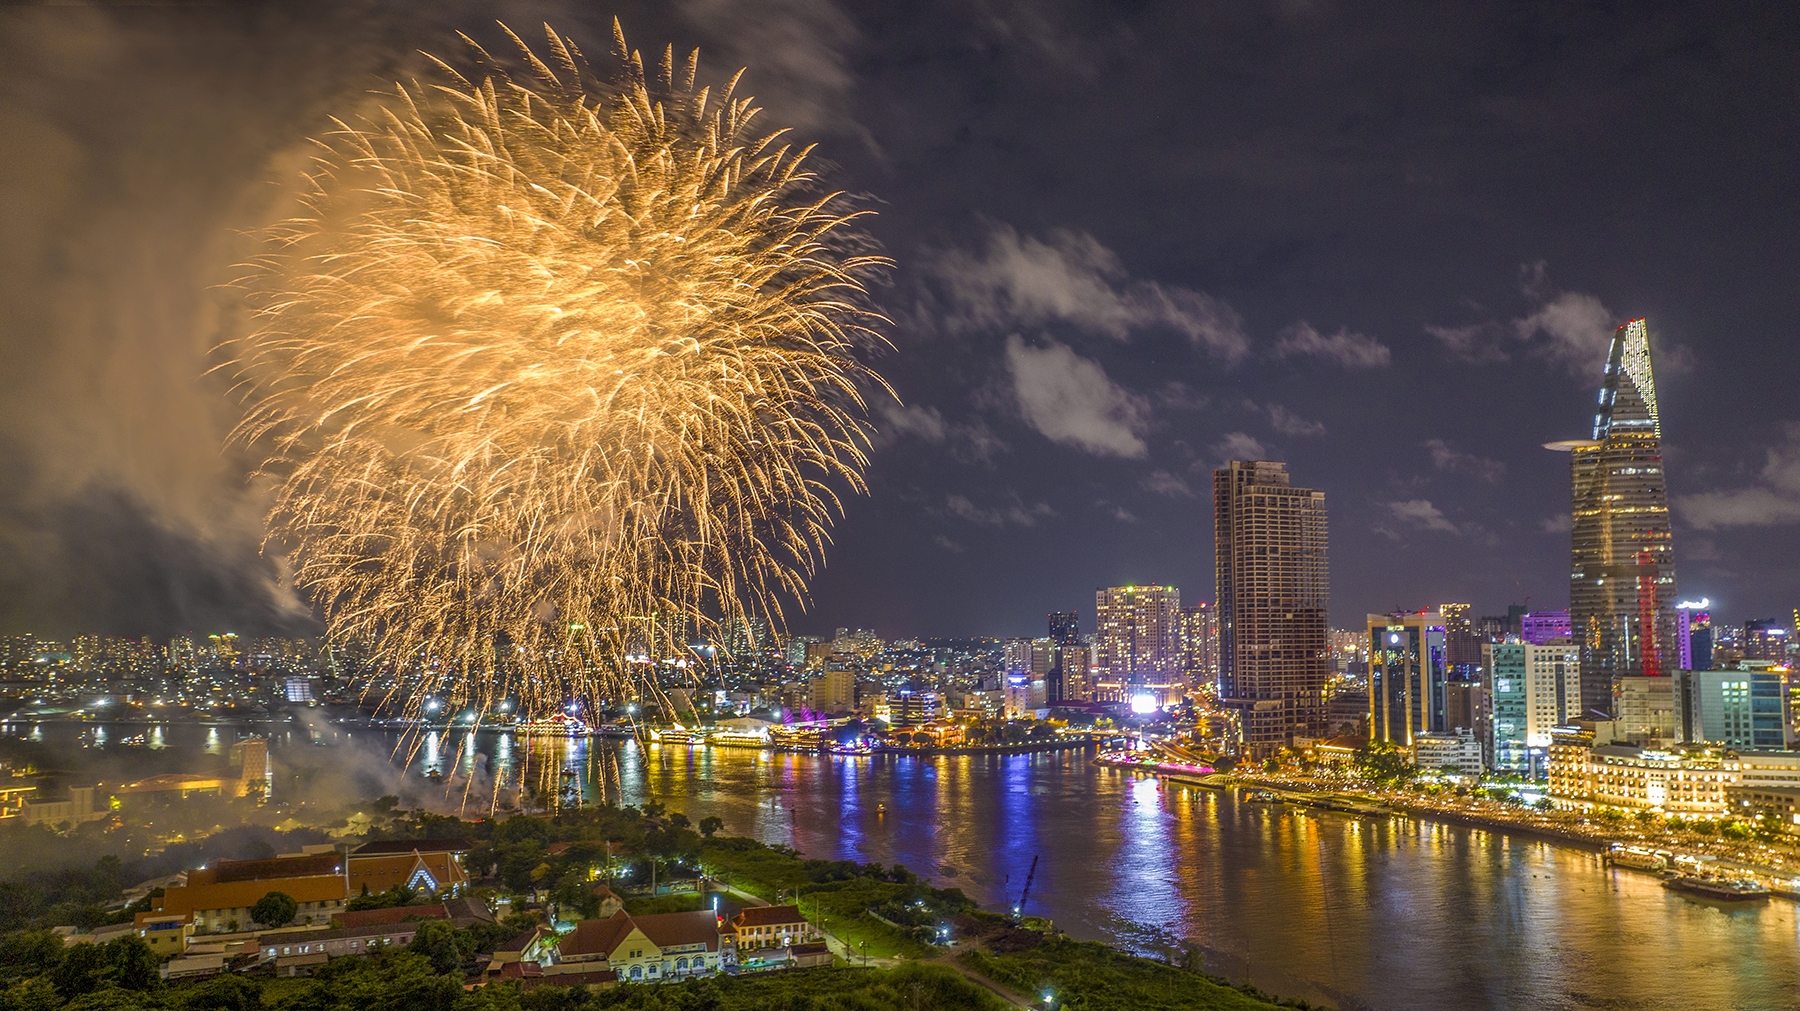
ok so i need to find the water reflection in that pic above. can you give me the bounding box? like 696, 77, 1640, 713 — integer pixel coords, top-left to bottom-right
3, 722, 1796, 1010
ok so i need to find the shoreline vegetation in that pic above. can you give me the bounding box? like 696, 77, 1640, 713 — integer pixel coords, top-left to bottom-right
0, 800, 1309, 1011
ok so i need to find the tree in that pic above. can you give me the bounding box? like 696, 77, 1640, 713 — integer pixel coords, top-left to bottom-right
251, 891, 298, 929
698, 817, 724, 839
408, 920, 464, 975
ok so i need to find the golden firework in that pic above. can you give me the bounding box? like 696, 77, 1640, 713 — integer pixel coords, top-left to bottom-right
228, 21, 888, 725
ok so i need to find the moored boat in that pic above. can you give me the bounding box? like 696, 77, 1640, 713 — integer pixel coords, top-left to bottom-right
1663, 876, 1770, 901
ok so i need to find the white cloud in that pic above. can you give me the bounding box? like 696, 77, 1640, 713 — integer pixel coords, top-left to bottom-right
1100, 501, 1138, 523
1384, 499, 1460, 534
1274, 322, 1391, 369
674, 0, 861, 136
1540, 514, 1573, 534
1679, 425, 1800, 528
875, 401, 947, 441
874, 400, 1008, 464
1141, 470, 1193, 497
1268, 404, 1326, 437
932, 534, 965, 553
1429, 263, 1692, 379
1004, 335, 1148, 457
935, 225, 1249, 360
1514, 290, 1616, 378
943, 493, 1054, 527
1210, 431, 1271, 463
1425, 438, 1504, 482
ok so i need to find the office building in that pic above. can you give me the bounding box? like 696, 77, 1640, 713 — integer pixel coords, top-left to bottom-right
1059, 641, 1091, 703
1676, 668, 1786, 750
1413, 730, 1483, 776
1547, 319, 1678, 716
1215, 460, 1330, 752
1367, 612, 1448, 747
1093, 585, 1183, 688
1179, 602, 1220, 688
1676, 600, 1712, 671
1485, 640, 1581, 774
1440, 603, 1480, 677
1741, 620, 1792, 665
1522, 610, 1572, 646
1445, 681, 1490, 762
1048, 612, 1080, 647
809, 668, 854, 712
1616, 675, 1677, 746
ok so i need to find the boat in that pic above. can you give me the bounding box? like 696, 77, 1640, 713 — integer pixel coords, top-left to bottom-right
1605, 845, 1668, 872
829, 742, 873, 756
708, 730, 771, 749
1663, 877, 1771, 901
1244, 789, 1282, 803
515, 714, 591, 737
648, 728, 706, 746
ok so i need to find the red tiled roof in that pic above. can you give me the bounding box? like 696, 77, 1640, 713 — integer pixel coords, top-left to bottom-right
352, 838, 472, 856
733, 905, 805, 928
331, 904, 449, 929
633, 911, 721, 952
189, 855, 339, 886
559, 911, 635, 959
154, 875, 348, 917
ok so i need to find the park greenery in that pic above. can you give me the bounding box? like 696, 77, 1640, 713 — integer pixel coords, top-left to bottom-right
0, 800, 1296, 1011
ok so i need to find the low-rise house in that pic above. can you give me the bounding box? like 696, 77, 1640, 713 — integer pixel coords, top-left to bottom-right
729, 905, 816, 952
264, 919, 428, 960
552, 909, 724, 983
134, 913, 193, 956
161, 954, 226, 981
274, 952, 329, 977
347, 840, 472, 896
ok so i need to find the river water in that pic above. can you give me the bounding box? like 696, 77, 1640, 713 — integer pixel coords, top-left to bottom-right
7, 719, 1798, 1011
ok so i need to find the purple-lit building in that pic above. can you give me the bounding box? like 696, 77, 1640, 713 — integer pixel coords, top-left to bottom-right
1521, 610, 1571, 645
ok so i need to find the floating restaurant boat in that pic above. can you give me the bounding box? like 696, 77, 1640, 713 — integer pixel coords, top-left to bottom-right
708, 730, 770, 748
514, 713, 590, 737
1605, 845, 1668, 872
1663, 877, 1771, 901
648, 727, 706, 746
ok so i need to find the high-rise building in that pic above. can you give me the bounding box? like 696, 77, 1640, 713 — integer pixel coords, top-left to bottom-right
1092, 586, 1183, 698
1048, 612, 1080, 646
1215, 460, 1329, 752
1676, 600, 1712, 671
1367, 612, 1448, 746
1522, 610, 1572, 645
1179, 603, 1220, 689
1547, 319, 1677, 717
1676, 668, 1786, 749
1440, 603, 1480, 676
1616, 676, 1677, 746
1060, 640, 1091, 702
1742, 620, 1791, 664
1485, 640, 1581, 774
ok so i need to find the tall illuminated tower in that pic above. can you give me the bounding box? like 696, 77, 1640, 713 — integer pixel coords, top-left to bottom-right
1215, 460, 1330, 753
1546, 319, 1677, 718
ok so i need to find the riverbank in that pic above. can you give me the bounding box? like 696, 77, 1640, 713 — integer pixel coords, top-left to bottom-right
1102, 755, 1800, 890
696, 832, 1303, 1009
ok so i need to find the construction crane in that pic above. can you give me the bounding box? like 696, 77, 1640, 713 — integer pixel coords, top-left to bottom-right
1011, 854, 1039, 922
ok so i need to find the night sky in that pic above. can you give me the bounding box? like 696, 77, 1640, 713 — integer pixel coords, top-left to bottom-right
3, 2, 1799, 640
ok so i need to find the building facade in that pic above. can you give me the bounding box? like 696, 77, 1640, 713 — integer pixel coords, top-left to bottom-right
1092, 586, 1183, 693
1179, 602, 1221, 691
1366, 612, 1447, 747
1215, 460, 1330, 753
1675, 668, 1787, 749
1485, 641, 1581, 774
1548, 319, 1678, 717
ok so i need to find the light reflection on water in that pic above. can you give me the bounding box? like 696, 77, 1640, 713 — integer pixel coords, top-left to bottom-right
4, 722, 1797, 1010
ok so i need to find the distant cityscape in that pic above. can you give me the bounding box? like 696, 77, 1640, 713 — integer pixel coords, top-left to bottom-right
5, 319, 1800, 832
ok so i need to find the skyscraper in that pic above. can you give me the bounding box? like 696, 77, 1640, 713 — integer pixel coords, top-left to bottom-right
1367, 611, 1448, 746
1093, 585, 1182, 701
1676, 600, 1712, 671
1179, 602, 1220, 689
1215, 460, 1329, 753
1048, 612, 1080, 646
1048, 612, 1081, 703
1440, 603, 1480, 678
1547, 319, 1677, 718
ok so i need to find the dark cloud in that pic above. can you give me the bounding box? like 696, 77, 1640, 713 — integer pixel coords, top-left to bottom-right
6, 0, 1800, 640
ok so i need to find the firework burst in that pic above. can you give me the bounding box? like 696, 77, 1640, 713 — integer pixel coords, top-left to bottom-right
229, 21, 888, 726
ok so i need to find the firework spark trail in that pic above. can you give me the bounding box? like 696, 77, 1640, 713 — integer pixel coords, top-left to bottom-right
228, 21, 888, 738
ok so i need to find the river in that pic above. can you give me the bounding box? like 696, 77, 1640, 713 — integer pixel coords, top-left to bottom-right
6, 718, 1797, 1010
